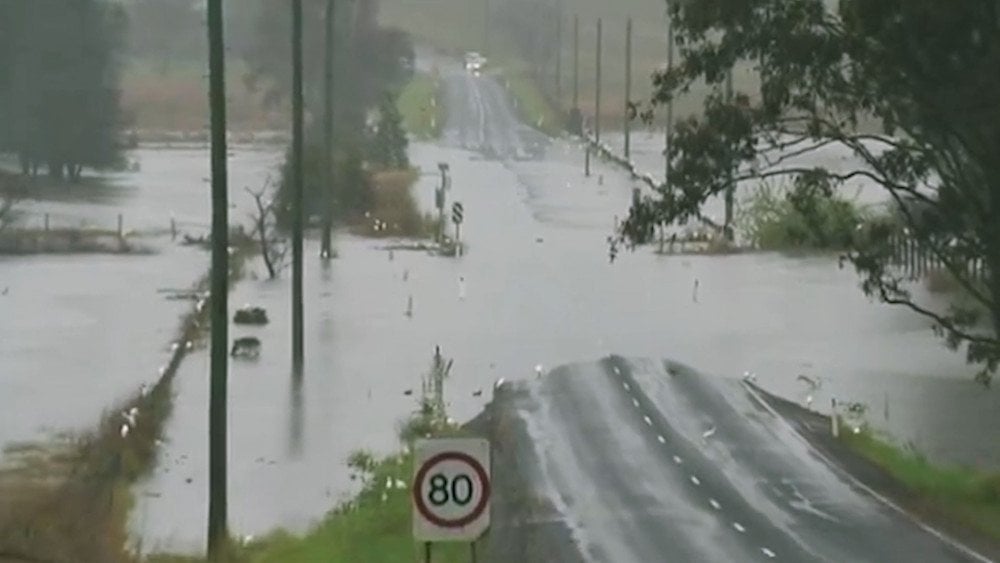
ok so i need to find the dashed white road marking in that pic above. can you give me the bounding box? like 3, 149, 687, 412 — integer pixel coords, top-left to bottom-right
657, 435, 666, 444
613, 366, 621, 375
709, 498, 721, 510
761, 547, 776, 558
632, 398, 640, 408
622, 381, 630, 391
690, 475, 700, 486
732, 522, 746, 533
643, 415, 652, 426
672, 455, 682, 464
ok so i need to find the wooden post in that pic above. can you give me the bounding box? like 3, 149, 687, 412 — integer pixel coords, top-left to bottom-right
555, 0, 563, 105
206, 0, 230, 556
572, 15, 579, 111
665, 10, 674, 185
117, 213, 124, 241
170, 216, 177, 240
471, 541, 478, 563
44, 213, 49, 233
425, 542, 432, 563
320, 0, 336, 259
291, 0, 305, 375
623, 17, 632, 159
594, 18, 602, 144
585, 144, 591, 177
723, 69, 734, 241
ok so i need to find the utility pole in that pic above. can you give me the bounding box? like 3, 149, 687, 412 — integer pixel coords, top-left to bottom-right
291, 0, 305, 374
595, 17, 602, 143
572, 15, 579, 112
321, 0, 335, 259
624, 17, 632, 159
483, 0, 489, 53
205, 0, 228, 558
665, 9, 674, 185
555, 2, 563, 106
724, 69, 735, 242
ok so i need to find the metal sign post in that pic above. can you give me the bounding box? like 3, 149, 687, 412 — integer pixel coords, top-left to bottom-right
452, 202, 464, 255
413, 438, 491, 558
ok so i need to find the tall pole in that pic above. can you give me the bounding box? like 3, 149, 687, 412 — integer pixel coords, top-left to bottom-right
724, 69, 734, 241
665, 10, 674, 185
483, 0, 489, 53
291, 0, 305, 374
321, 0, 335, 259
624, 17, 632, 159
555, 3, 562, 106
205, 0, 229, 557
595, 17, 602, 143
572, 14, 579, 111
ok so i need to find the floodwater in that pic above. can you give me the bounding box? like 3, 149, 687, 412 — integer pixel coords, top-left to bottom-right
132, 70, 999, 553
0, 147, 281, 453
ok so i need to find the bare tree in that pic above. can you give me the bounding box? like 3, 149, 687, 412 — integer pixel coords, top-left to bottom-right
246, 182, 288, 279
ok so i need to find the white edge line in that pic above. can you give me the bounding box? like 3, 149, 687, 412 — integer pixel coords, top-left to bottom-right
741, 381, 993, 563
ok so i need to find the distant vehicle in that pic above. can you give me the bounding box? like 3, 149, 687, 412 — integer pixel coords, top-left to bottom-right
464, 51, 487, 72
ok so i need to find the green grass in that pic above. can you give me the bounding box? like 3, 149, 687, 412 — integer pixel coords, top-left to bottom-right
498, 63, 564, 136
842, 428, 1000, 541
398, 72, 442, 139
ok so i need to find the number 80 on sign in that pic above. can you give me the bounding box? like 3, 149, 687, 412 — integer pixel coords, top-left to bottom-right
412, 438, 491, 541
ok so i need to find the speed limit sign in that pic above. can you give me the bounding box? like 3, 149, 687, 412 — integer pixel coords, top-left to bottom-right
412, 438, 491, 541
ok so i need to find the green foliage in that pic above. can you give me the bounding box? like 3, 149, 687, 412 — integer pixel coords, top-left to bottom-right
618, 0, 1000, 383
843, 429, 1000, 541
275, 143, 373, 229
502, 66, 564, 136
738, 182, 867, 250
397, 73, 441, 138
369, 92, 409, 170
0, 0, 127, 180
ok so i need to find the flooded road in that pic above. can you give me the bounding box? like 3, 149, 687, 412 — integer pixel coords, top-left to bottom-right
132, 64, 1000, 553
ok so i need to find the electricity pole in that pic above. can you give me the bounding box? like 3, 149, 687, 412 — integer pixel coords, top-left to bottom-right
291, 0, 305, 374
595, 17, 602, 143
624, 17, 632, 159
572, 14, 579, 111
724, 69, 734, 242
665, 9, 674, 185
321, 0, 335, 259
555, 1, 562, 106
205, 0, 229, 557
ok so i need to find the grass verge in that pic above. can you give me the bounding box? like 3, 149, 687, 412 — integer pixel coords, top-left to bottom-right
842, 428, 1000, 541
149, 352, 478, 563
398, 72, 443, 139
499, 65, 564, 136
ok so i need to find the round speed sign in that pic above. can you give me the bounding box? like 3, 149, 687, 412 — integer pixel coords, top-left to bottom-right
412, 438, 491, 541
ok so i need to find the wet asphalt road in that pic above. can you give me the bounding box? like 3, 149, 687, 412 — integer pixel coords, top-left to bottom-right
490, 358, 990, 563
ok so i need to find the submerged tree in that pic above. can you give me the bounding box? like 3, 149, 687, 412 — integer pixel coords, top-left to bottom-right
369, 92, 409, 170
617, 0, 1000, 384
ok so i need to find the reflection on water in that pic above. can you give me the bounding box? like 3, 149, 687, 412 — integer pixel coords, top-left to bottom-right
288, 373, 305, 460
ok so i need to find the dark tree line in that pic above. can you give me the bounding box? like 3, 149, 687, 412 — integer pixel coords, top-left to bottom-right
0, 0, 127, 181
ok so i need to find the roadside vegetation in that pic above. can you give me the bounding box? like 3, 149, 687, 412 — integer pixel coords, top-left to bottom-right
842, 428, 1000, 542
0, 229, 257, 562
499, 64, 564, 137
149, 348, 476, 563
736, 181, 870, 251
397, 72, 442, 139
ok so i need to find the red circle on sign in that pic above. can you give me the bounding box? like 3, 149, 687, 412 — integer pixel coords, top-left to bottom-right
413, 451, 490, 528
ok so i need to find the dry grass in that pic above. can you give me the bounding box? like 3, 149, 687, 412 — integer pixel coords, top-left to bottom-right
354, 169, 435, 239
